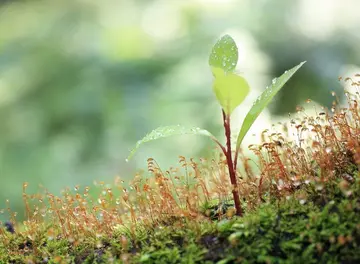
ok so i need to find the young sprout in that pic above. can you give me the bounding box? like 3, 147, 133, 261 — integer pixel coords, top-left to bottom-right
127, 34, 306, 216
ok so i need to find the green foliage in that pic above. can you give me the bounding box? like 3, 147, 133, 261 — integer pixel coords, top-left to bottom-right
209, 34, 238, 73
223, 196, 360, 263
209, 35, 249, 115
211, 67, 250, 115
0, 0, 356, 220
132, 220, 211, 264
127, 125, 216, 161
236, 61, 306, 150
131, 181, 360, 264
128, 35, 304, 216
128, 35, 304, 162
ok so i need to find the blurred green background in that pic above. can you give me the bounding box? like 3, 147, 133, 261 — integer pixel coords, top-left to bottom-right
0, 0, 359, 219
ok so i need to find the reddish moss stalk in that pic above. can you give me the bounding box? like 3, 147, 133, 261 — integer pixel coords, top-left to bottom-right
222, 110, 243, 216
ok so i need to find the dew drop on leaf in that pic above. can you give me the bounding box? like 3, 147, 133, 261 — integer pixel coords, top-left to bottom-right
209, 35, 238, 73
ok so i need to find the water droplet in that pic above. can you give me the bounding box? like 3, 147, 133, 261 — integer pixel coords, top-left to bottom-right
125, 159, 129, 163
316, 184, 323, 191
272, 78, 277, 85
299, 199, 306, 205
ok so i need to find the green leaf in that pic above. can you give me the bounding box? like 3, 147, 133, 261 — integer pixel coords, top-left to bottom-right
212, 67, 250, 115
209, 34, 238, 73
235, 61, 306, 150
209, 35, 250, 115
126, 125, 216, 161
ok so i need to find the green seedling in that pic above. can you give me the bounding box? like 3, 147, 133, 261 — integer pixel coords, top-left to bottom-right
127, 34, 306, 216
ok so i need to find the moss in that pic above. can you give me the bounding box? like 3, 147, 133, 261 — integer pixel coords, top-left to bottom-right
2, 179, 358, 263
2, 81, 360, 263
126, 182, 360, 264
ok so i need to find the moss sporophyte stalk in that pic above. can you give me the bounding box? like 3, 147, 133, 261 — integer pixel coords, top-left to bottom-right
127, 34, 306, 216
5, 35, 360, 263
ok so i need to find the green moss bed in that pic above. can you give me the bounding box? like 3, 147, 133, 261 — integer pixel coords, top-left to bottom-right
1, 177, 359, 264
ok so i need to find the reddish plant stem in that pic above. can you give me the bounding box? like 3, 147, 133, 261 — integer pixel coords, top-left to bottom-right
234, 148, 239, 171
222, 110, 243, 216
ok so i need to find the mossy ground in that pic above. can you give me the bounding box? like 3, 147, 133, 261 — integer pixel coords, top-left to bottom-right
1, 177, 359, 264
2, 79, 360, 263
